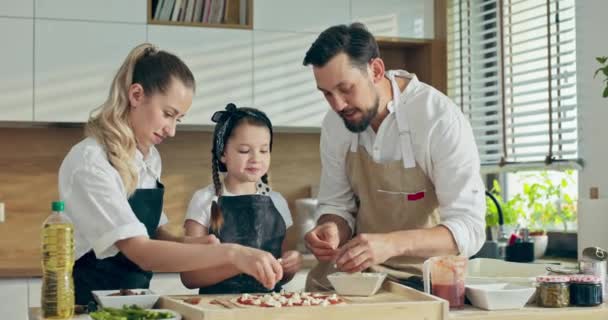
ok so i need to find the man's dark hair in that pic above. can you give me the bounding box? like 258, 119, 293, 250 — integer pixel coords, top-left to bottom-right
303, 22, 380, 70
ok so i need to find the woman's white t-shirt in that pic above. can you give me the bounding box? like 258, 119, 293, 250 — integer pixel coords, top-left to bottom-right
185, 183, 293, 229
58, 137, 169, 260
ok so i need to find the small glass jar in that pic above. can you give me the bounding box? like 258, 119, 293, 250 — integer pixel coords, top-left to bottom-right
570, 274, 603, 306
537, 275, 570, 308
579, 259, 607, 298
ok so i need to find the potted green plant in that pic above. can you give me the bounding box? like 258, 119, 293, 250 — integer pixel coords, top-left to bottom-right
595, 56, 608, 98
519, 170, 577, 258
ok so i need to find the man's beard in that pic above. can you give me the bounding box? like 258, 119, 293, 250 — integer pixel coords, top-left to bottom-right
340, 95, 380, 133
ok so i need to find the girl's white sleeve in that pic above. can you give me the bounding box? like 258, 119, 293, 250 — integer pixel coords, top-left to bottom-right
184, 185, 216, 227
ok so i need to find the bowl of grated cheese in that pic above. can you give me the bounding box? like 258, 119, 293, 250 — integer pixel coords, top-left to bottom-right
327, 272, 387, 296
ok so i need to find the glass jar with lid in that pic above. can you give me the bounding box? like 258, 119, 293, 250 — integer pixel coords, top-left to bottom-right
536, 275, 570, 308
570, 274, 603, 306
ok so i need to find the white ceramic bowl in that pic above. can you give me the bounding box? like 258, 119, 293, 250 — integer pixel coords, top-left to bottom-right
327, 272, 387, 296
92, 288, 160, 309
465, 283, 536, 310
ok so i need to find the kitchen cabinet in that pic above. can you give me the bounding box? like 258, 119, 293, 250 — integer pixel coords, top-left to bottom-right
35, 0, 146, 23
34, 19, 146, 122
28, 278, 42, 308
0, 18, 34, 121
254, 0, 350, 33
0, 279, 29, 320
147, 25, 254, 125
0, 0, 33, 17
253, 31, 327, 127
351, 0, 434, 39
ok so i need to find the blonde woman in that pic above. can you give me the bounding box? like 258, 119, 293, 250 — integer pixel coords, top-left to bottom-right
58, 43, 283, 305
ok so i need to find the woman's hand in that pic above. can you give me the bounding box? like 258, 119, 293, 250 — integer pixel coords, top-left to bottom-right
231, 245, 283, 289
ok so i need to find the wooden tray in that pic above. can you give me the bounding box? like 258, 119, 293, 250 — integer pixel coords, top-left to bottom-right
158, 281, 448, 320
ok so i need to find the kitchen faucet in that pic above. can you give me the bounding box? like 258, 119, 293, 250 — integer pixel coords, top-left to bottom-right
474, 191, 508, 259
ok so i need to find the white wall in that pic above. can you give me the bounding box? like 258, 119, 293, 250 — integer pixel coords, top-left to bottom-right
576, 0, 608, 256
0, 0, 434, 127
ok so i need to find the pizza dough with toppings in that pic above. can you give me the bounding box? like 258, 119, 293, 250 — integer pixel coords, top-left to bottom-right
231, 291, 344, 308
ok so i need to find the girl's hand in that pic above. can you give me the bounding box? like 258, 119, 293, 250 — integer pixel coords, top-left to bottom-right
280, 250, 303, 276
232, 245, 283, 289
184, 234, 220, 245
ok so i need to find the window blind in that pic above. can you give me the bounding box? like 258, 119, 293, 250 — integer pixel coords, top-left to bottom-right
447, 0, 578, 171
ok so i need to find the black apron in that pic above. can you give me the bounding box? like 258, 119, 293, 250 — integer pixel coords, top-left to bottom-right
73, 181, 164, 305
199, 194, 286, 294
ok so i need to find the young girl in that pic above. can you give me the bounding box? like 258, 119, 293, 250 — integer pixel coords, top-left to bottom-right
181, 103, 303, 294
59, 44, 282, 305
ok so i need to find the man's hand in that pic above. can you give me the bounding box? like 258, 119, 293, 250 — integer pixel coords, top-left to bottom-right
335, 233, 396, 273
305, 215, 352, 262
304, 222, 341, 261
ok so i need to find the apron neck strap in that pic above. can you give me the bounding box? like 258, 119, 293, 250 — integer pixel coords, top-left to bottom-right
387, 70, 404, 109
349, 70, 419, 170
386, 70, 417, 169
349, 70, 412, 153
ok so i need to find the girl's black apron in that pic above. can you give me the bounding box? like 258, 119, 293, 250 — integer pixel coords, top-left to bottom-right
199, 194, 286, 294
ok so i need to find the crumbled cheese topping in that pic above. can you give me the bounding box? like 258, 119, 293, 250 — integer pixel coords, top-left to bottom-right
237, 291, 341, 308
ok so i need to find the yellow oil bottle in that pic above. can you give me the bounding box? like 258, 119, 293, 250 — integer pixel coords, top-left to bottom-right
41, 201, 75, 319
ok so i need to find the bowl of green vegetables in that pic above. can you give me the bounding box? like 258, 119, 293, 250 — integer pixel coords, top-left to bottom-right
89, 305, 180, 320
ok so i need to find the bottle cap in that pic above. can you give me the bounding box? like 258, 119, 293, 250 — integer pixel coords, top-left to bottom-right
52, 201, 64, 212
536, 275, 570, 283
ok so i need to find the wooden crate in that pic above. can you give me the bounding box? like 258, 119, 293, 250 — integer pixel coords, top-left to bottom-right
158, 281, 448, 320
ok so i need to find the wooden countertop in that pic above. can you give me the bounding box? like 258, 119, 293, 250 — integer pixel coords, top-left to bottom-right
0, 265, 41, 278
450, 304, 608, 320
30, 304, 608, 320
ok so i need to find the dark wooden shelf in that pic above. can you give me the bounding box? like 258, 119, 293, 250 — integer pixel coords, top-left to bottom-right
145, 0, 446, 92
378, 38, 445, 94
147, 0, 253, 30
374, 0, 447, 94
148, 19, 252, 30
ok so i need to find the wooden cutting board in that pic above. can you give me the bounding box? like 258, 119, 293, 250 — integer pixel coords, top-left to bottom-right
158, 281, 448, 320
